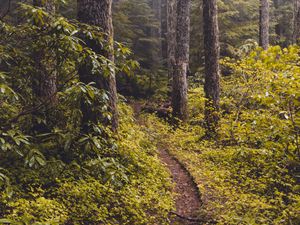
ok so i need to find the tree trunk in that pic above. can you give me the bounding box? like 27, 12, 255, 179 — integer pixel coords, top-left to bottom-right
274, 0, 283, 42
33, 0, 57, 104
151, 0, 162, 42
161, 0, 168, 62
172, 0, 190, 121
293, 0, 300, 44
203, 0, 220, 138
259, 0, 270, 50
77, 0, 118, 131
167, 0, 177, 80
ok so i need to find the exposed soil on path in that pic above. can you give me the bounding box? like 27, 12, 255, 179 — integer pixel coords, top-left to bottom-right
159, 149, 202, 225
131, 102, 203, 224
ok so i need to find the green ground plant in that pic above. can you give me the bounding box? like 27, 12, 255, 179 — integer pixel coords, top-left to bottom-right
141, 46, 300, 225
0, 4, 173, 224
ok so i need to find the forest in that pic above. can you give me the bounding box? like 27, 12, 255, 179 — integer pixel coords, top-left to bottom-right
0, 0, 299, 224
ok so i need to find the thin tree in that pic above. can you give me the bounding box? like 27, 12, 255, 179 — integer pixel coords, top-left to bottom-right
293, 0, 300, 43
167, 0, 177, 80
77, 0, 118, 131
259, 0, 270, 50
171, 0, 190, 121
273, 0, 283, 41
161, 0, 168, 61
203, 0, 220, 138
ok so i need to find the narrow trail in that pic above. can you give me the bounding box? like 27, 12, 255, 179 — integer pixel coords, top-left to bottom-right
132, 102, 202, 225
160, 149, 202, 225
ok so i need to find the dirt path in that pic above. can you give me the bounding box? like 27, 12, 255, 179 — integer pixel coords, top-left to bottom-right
159, 149, 202, 225
131, 102, 202, 224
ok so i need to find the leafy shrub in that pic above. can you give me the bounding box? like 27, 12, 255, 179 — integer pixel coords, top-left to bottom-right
0, 4, 173, 225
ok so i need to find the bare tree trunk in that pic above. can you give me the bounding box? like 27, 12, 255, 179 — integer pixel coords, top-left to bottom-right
167, 0, 177, 80
293, 0, 300, 44
203, 0, 220, 139
259, 0, 270, 50
172, 0, 190, 121
77, 0, 118, 131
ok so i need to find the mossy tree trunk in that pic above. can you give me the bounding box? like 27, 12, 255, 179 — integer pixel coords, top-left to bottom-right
171, 0, 190, 121
77, 0, 118, 132
203, 0, 220, 139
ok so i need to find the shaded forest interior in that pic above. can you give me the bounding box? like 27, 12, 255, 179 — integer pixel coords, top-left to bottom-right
0, 0, 299, 224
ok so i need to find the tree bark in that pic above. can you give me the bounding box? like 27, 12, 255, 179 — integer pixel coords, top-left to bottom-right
203, 0, 220, 138
259, 0, 270, 50
172, 0, 190, 121
167, 0, 177, 80
77, 0, 118, 131
293, 0, 300, 44
33, 0, 57, 104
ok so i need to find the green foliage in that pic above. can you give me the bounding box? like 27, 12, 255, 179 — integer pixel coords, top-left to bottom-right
140, 46, 300, 224
0, 3, 173, 224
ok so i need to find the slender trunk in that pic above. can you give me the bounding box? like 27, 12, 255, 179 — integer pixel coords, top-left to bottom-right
172, 0, 190, 121
274, 0, 283, 41
151, 0, 162, 51
259, 0, 270, 50
167, 0, 177, 81
77, 0, 118, 131
203, 0, 220, 138
161, 0, 168, 62
293, 0, 300, 44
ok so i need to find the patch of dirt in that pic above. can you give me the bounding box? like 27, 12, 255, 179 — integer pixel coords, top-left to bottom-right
159, 149, 202, 225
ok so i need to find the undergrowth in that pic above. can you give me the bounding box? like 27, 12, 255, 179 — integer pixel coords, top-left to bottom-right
140, 46, 300, 225
0, 103, 174, 225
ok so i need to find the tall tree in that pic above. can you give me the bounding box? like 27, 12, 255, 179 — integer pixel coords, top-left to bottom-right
171, 0, 189, 120
32, 0, 57, 105
259, 0, 270, 49
167, 0, 177, 80
31, 0, 57, 134
77, 0, 118, 131
161, 0, 168, 61
203, 0, 220, 138
293, 0, 300, 43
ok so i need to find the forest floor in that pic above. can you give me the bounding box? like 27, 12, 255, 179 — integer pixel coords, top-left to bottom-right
131, 102, 202, 225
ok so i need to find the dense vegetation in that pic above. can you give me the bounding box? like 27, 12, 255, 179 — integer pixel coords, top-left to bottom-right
143, 45, 300, 224
0, 0, 299, 224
